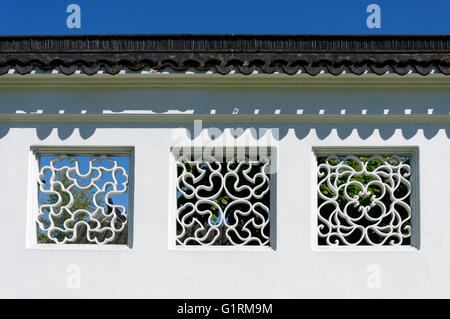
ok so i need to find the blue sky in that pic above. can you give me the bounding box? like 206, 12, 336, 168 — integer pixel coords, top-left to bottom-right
1, 0, 449, 35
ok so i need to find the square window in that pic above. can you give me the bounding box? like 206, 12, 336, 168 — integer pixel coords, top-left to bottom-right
314, 147, 419, 249
170, 147, 276, 249
27, 146, 134, 248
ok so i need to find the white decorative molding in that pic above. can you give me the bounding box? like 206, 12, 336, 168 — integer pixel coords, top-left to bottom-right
1, 72, 450, 88
313, 147, 420, 250
2, 113, 450, 124
169, 147, 275, 249
27, 146, 134, 249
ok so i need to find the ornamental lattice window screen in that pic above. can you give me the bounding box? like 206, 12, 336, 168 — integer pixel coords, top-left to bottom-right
172, 147, 275, 248
29, 147, 133, 247
315, 148, 419, 248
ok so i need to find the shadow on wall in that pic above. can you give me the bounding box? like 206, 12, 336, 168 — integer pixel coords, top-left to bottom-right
0, 123, 449, 142
0, 87, 449, 140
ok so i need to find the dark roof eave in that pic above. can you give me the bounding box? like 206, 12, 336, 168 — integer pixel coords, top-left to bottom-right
0, 34, 449, 76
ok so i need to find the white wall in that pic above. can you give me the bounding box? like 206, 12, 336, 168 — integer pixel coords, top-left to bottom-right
1, 84, 450, 298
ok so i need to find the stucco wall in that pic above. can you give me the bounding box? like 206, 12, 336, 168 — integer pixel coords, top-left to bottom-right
1, 85, 450, 298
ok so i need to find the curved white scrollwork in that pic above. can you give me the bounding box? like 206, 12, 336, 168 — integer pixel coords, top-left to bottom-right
317, 154, 412, 246
175, 153, 271, 246
36, 155, 128, 244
